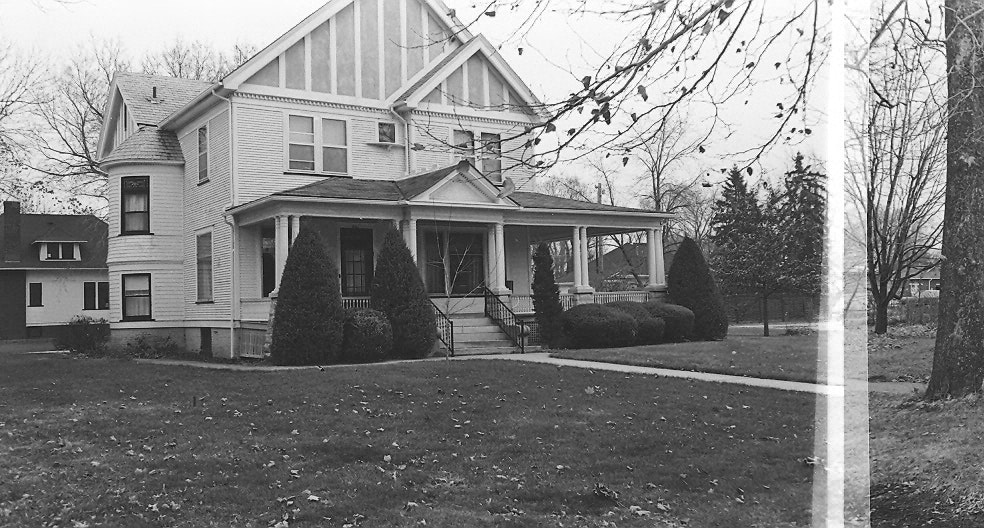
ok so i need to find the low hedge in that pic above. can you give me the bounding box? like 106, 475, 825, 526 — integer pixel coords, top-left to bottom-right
559, 304, 638, 349
56, 315, 110, 355
642, 302, 695, 342
341, 308, 393, 363
604, 301, 665, 345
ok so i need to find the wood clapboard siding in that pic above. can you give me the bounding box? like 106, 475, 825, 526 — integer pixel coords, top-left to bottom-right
106, 164, 184, 265
182, 110, 232, 321
109, 265, 183, 323
238, 224, 262, 299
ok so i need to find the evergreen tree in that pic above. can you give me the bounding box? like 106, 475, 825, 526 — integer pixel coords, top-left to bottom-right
371, 228, 437, 359
270, 228, 344, 365
777, 152, 826, 294
531, 243, 564, 347
667, 237, 728, 340
711, 166, 762, 250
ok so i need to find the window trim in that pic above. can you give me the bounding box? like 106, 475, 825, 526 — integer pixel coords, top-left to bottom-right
28, 282, 42, 307
197, 125, 209, 184
41, 242, 80, 262
122, 273, 152, 322
196, 230, 214, 303
283, 112, 350, 176
479, 132, 503, 183
121, 176, 151, 235
452, 129, 476, 167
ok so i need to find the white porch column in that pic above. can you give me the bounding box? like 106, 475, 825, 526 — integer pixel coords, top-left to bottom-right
571, 226, 582, 289
274, 215, 289, 291
655, 226, 666, 286
646, 228, 658, 287
290, 216, 300, 244
487, 225, 497, 288
579, 226, 590, 288
493, 222, 508, 294
403, 218, 418, 263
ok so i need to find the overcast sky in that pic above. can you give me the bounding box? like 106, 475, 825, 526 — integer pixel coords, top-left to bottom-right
2, 0, 829, 204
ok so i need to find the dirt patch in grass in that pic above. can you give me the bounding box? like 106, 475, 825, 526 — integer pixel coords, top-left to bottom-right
0, 352, 816, 527
869, 391, 984, 527
551, 335, 822, 384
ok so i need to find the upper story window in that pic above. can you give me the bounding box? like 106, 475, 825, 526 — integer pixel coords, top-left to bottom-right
480, 133, 502, 182
198, 126, 209, 183
287, 114, 349, 174
453, 130, 475, 166
378, 122, 397, 144
44, 243, 78, 261
121, 176, 150, 235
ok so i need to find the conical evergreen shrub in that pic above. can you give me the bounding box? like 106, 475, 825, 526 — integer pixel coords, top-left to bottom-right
667, 237, 728, 340
270, 228, 344, 365
370, 228, 437, 359
531, 243, 564, 347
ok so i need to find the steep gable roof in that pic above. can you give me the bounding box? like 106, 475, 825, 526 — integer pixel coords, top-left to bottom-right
392, 37, 477, 102
221, 0, 473, 91
100, 127, 184, 166
0, 213, 108, 269
114, 73, 213, 126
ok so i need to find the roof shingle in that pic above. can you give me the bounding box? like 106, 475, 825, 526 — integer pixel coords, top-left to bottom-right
510, 192, 648, 212
115, 72, 213, 126
0, 213, 108, 269
101, 127, 183, 165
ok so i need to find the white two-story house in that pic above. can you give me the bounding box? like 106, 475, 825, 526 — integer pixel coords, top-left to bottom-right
96, 0, 671, 358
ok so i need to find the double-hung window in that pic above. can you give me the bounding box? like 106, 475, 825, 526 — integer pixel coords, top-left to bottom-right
196, 232, 213, 302
45, 243, 76, 261
287, 115, 348, 174
453, 130, 475, 166
122, 274, 152, 321
121, 176, 150, 234
480, 133, 502, 182
84, 281, 110, 310
288, 115, 316, 171
198, 126, 209, 183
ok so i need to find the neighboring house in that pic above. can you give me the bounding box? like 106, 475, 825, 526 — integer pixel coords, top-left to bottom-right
0, 201, 109, 340
559, 242, 679, 292
905, 263, 940, 298
96, 0, 672, 358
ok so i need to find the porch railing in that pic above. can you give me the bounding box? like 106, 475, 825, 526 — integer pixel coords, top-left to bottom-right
593, 291, 650, 304
482, 287, 527, 353
342, 296, 372, 310
510, 293, 576, 313
429, 300, 455, 356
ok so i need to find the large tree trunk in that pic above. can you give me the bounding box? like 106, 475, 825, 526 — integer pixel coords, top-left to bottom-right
873, 298, 889, 335
928, 0, 984, 399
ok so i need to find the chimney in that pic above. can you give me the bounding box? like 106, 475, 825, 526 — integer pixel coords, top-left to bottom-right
3, 201, 21, 262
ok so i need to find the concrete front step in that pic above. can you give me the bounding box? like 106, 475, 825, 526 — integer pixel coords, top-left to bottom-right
453, 346, 517, 356
456, 339, 515, 349
456, 331, 509, 342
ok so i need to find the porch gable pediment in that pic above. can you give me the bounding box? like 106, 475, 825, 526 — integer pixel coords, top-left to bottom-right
402, 162, 518, 207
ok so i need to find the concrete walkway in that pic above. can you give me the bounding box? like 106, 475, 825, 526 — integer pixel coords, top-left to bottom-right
69, 352, 835, 395
454, 353, 837, 395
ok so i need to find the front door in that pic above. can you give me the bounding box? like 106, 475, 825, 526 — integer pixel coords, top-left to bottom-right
424, 231, 485, 296
340, 228, 373, 296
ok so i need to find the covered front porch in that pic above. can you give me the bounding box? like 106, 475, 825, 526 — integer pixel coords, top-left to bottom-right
226, 163, 672, 356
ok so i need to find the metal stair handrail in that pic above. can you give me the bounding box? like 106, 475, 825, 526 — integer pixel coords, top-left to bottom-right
429, 299, 455, 356
482, 287, 527, 354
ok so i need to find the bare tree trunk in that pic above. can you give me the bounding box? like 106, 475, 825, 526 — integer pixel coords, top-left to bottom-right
873, 299, 890, 335
928, 0, 984, 399
762, 294, 770, 337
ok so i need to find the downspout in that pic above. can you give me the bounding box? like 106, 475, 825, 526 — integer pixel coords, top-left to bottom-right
391, 101, 413, 177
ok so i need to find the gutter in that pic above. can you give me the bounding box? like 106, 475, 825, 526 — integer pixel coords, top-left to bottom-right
223, 209, 239, 357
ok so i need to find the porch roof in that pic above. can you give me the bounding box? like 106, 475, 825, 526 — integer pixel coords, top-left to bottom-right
510, 192, 647, 213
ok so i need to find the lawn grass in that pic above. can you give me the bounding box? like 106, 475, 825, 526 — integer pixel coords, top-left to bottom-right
550, 334, 822, 384
0, 353, 816, 527
869, 392, 984, 527
867, 329, 934, 383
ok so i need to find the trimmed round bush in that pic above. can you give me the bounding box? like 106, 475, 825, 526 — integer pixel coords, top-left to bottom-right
642, 302, 695, 342
559, 304, 638, 349
371, 228, 437, 359
341, 308, 393, 363
604, 301, 665, 345
667, 237, 728, 340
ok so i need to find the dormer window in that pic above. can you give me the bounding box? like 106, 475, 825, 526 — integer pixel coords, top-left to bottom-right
45, 242, 77, 261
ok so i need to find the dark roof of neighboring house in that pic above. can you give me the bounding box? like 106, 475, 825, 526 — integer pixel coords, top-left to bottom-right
115, 72, 214, 126
272, 164, 652, 214
0, 213, 108, 269
101, 127, 183, 165
558, 242, 677, 283
392, 38, 477, 102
